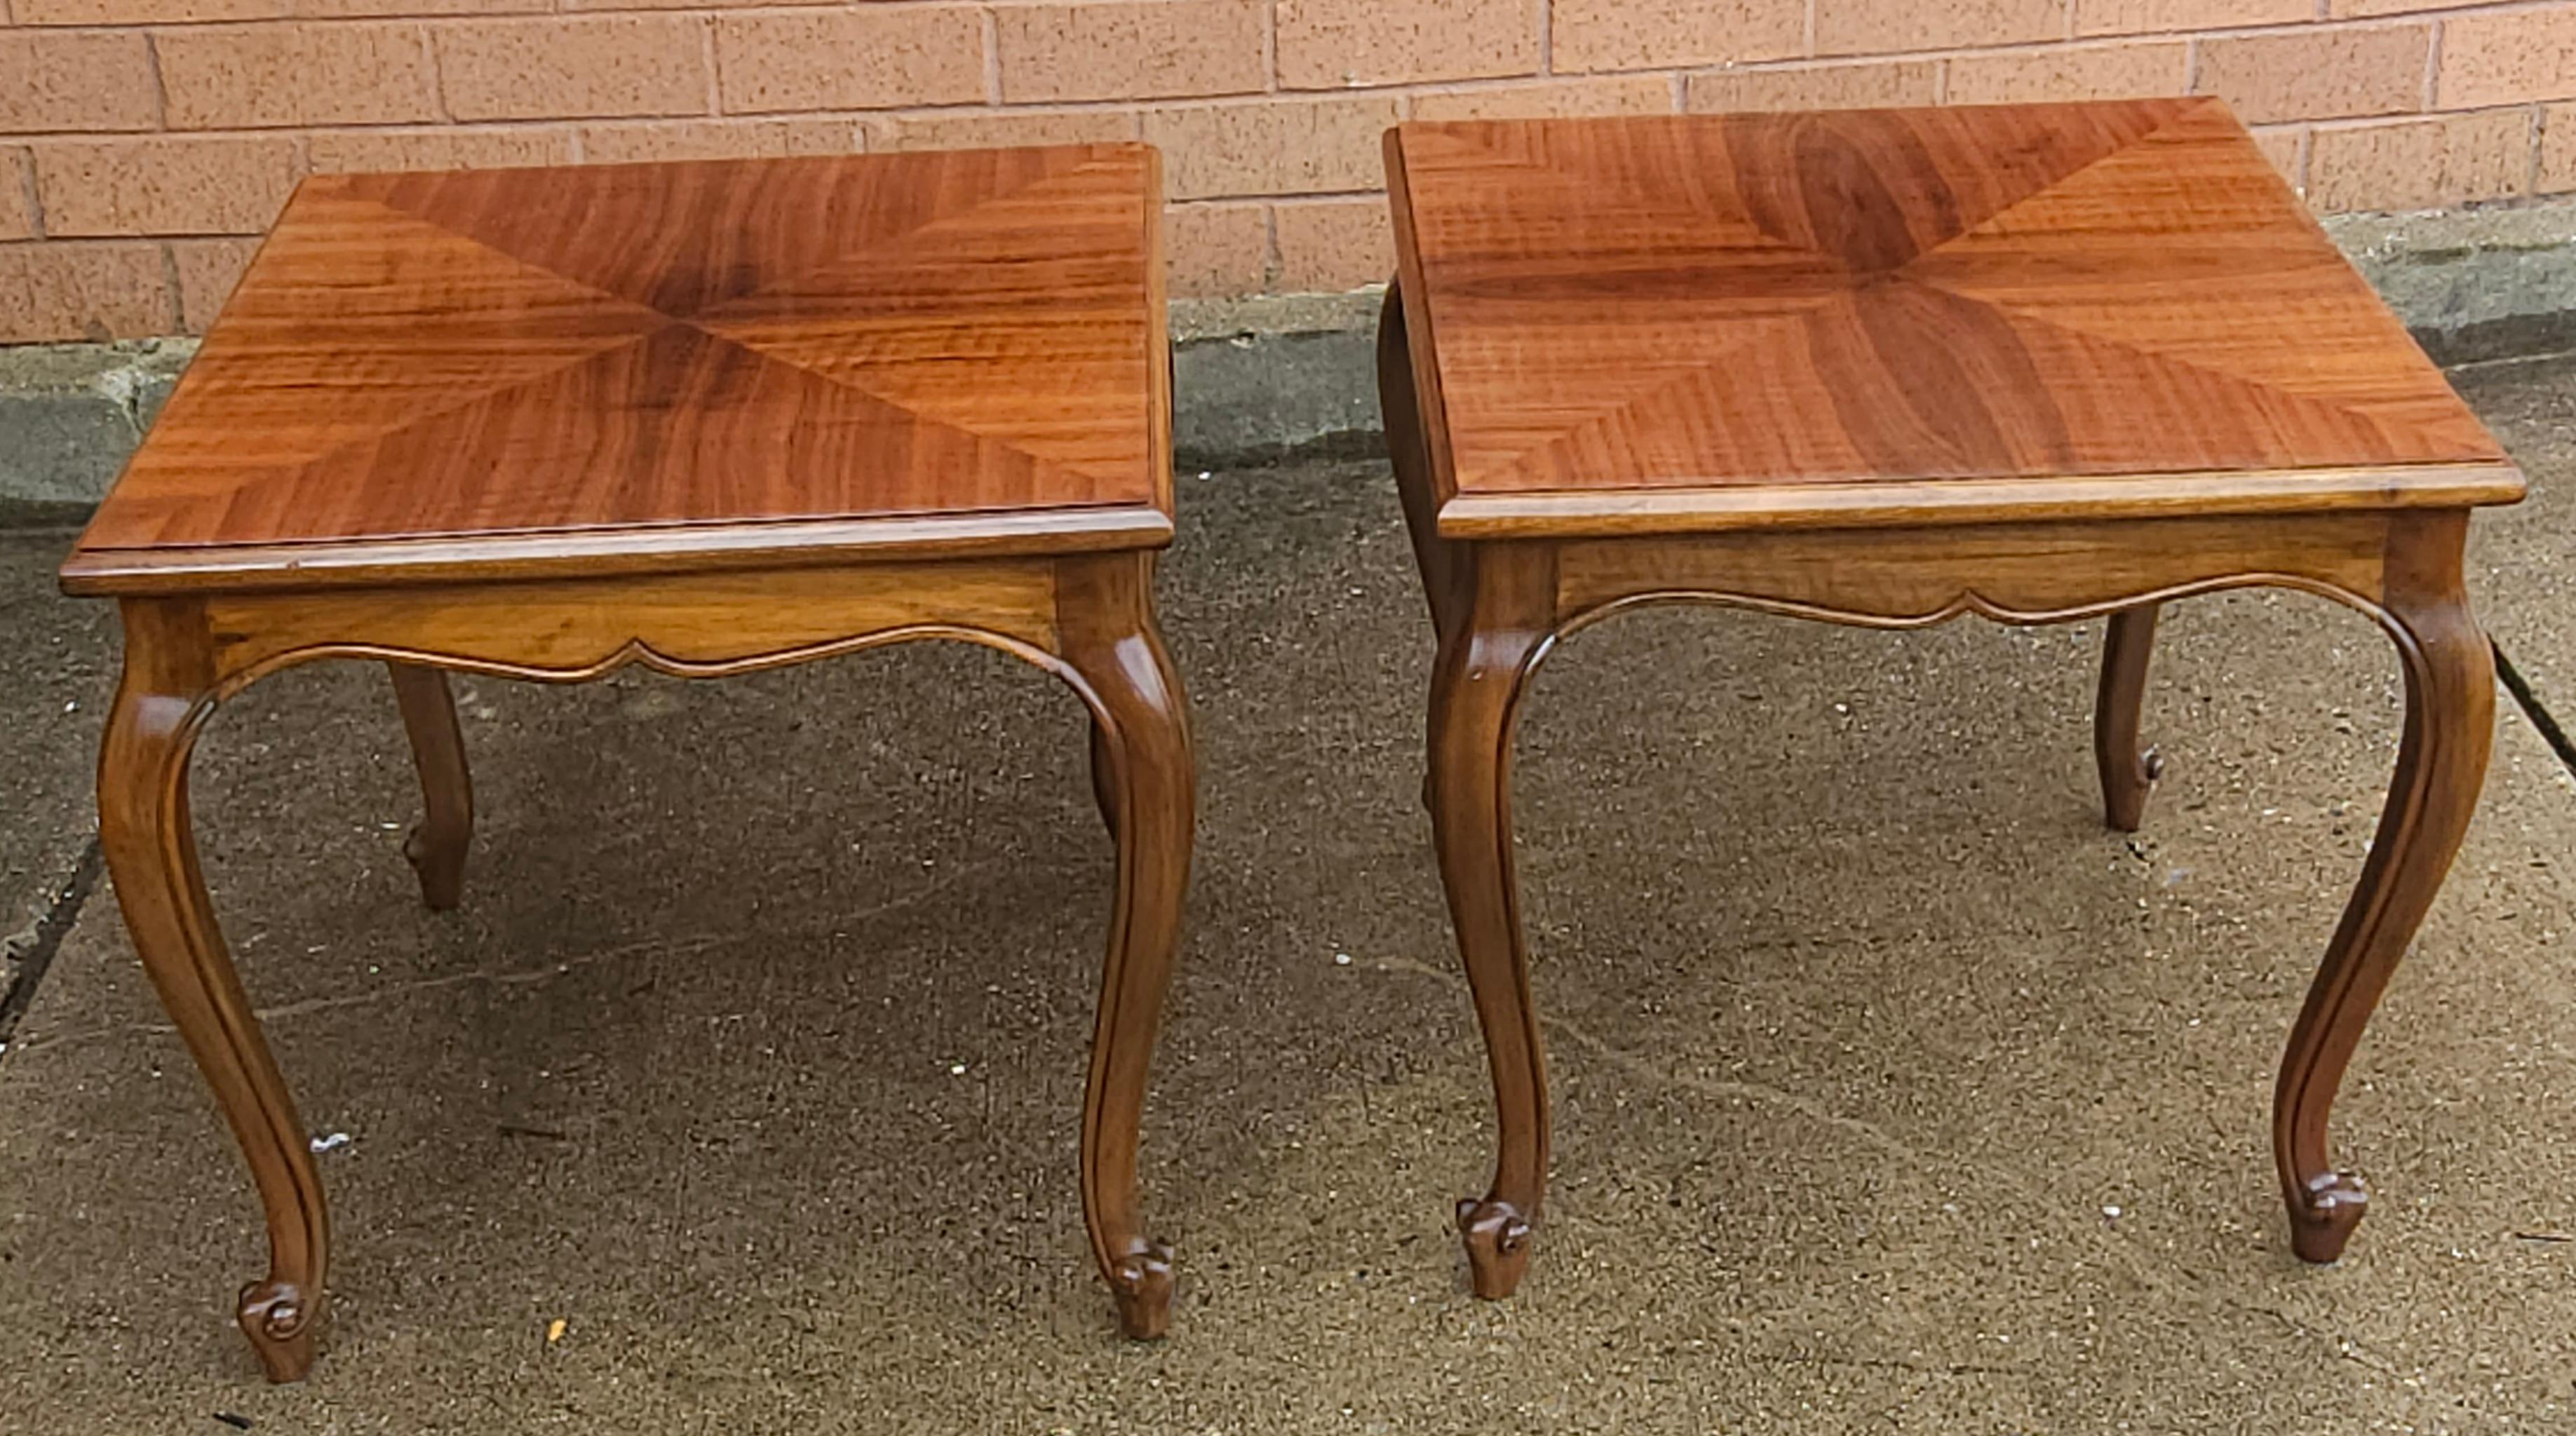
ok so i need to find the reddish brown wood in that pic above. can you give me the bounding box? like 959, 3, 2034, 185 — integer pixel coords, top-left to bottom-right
2276, 511, 2493, 1262
1381, 104, 2523, 1296
1386, 101, 2517, 535
386, 663, 472, 910
66, 147, 1190, 1379
97, 599, 327, 1384
1427, 541, 1556, 1301
1058, 552, 1194, 1338
2094, 605, 2162, 832
62, 145, 1172, 595
1088, 719, 1119, 839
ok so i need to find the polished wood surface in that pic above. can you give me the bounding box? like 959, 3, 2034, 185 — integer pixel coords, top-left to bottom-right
63, 144, 1171, 595
1379, 102, 2520, 1301
1385, 101, 2521, 534
72, 145, 1192, 1380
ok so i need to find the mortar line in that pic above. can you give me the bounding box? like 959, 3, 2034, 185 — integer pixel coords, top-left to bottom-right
980, 6, 1002, 106
2423, 19, 2443, 112
143, 34, 170, 130
15, 145, 43, 241
2495, 642, 2576, 779
0, 839, 105, 1062
2530, 103, 2548, 197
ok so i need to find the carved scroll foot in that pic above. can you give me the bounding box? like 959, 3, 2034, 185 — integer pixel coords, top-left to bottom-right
102, 601, 330, 1383
1455, 1196, 1535, 1299
2274, 514, 2492, 1265
1057, 554, 1194, 1341
2287, 1172, 2370, 1264
236, 1279, 320, 1383
388, 663, 472, 911
2094, 605, 2162, 832
1427, 547, 1556, 1301
1107, 1242, 1176, 1339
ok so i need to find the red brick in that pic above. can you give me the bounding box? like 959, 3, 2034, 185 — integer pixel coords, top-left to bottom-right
2079, 0, 2307, 33
715, 8, 985, 114
436, 16, 710, 122
1687, 59, 1936, 112
1143, 97, 1397, 200
559, 0, 818, 8
1164, 201, 1267, 297
298, 0, 550, 14
1415, 76, 1673, 121
2307, 107, 2533, 210
999, 0, 1265, 103
2333, 0, 2500, 16
170, 236, 262, 332
32, 136, 301, 236
2544, 103, 2576, 196
0, 241, 175, 341
2193, 23, 2431, 123
1277, 0, 1538, 89
1816, 0, 2068, 56
14, 0, 281, 22
307, 126, 576, 173
160, 23, 439, 130
1945, 40, 2187, 105
2438, 8, 2576, 109
1553, 0, 1802, 74
577, 118, 862, 165
21, 0, 540, 15
0, 149, 34, 243
873, 109, 1142, 152
1272, 198, 1391, 292
0, 32, 159, 135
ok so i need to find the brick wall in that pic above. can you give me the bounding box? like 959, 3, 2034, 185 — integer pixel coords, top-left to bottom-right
4, 0, 2574, 342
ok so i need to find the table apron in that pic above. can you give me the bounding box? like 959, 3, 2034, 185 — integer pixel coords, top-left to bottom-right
1548, 510, 2411, 632
150, 559, 1068, 697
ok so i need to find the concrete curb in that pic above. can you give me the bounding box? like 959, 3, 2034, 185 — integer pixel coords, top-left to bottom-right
5, 196, 2572, 515
0, 339, 192, 524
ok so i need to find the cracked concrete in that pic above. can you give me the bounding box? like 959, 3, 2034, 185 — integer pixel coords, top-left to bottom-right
0, 362, 2573, 1430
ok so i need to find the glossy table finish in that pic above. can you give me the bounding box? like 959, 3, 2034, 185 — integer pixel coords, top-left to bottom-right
63, 144, 1192, 1379
1378, 100, 2522, 1298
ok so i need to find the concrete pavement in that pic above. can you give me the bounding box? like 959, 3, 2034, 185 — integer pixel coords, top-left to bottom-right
1, 363, 2575, 1430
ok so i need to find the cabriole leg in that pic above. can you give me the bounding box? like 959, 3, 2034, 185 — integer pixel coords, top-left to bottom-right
1426, 545, 1556, 1299
2094, 604, 2163, 832
1056, 553, 1195, 1337
98, 600, 329, 1382
2275, 514, 2494, 1262
386, 663, 472, 910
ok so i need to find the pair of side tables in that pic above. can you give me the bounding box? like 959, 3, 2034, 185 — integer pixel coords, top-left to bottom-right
58, 99, 2523, 1381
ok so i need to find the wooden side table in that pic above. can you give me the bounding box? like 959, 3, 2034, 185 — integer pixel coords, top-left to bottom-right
59, 145, 1194, 1380
1377, 100, 2525, 1298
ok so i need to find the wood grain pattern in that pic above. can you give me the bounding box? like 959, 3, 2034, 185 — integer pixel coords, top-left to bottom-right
1386, 101, 2522, 535
62, 145, 1171, 594
1379, 97, 2520, 1296
72, 144, 1192, 1378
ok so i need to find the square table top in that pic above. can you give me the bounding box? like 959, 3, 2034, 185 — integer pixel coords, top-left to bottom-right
61, 144, 1171, 596
1384, 100, 2523, 538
